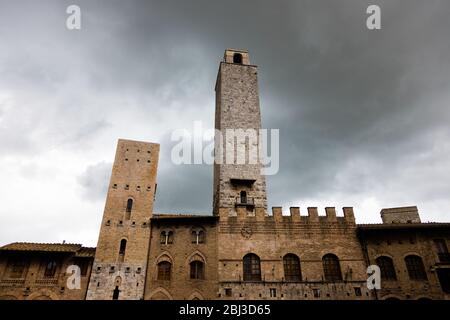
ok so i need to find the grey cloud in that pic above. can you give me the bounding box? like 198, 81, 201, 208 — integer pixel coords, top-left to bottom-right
77, 162, 112, 202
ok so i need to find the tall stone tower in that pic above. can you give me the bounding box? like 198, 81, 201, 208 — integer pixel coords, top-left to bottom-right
87, 139, 159, 300
213, 49, 267, 217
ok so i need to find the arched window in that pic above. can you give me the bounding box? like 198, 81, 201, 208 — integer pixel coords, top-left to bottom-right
376, 256, 397, 280
240, 191, 247, 204
233, 53, 243, 64
119, 239, 127, 255
157, 261, 171, 281
160, 231, 174, 245
44, 260, 57, 278
243, 253, 261, 281
190, 261, 205, 280
405, 255, 427, 280
283, 254, 302, 281
322, 254, 342, 281
191, 228, 206, 244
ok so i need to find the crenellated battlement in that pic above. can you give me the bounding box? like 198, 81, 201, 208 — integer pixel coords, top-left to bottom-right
271, 206, 355, 224
219, 206, 356, 226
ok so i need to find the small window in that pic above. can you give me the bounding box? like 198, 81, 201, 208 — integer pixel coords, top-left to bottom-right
119, 239, 127, 256
112, 184, 117, 189
44, 261, 58, 278
190, 261, 205, 280
191, 229, 206, 244
354, 287, 362, 296
112, 286, 120, 300
240, 191, 247, 204
125, 184, 129, 190
160, 231, 173, 245
157, 261, 171, 280
233, 53, 243, 64
313, 289, 320, 298
269, 288, 277, 298
225, 288, 232, 297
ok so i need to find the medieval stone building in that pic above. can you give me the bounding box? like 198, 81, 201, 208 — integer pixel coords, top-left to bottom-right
1, 49, 449, 300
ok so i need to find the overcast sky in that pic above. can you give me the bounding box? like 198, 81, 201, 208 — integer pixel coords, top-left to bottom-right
1, 0, 450, 247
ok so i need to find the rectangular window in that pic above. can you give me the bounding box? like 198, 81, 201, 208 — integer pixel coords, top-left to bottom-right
225, 288, 232, 297
269, 288, 277, 298
435, 239, 450, 263
8, 259, 28, 279
313, 289, 320, 298
354, 287, 362, 296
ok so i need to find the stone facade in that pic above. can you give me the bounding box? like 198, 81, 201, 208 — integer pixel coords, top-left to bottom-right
86, 139, 160, 300
0, 49, 449, 300
0, 243, 94, 300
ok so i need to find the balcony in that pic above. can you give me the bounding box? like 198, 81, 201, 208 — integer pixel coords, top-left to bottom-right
35, 279, 58, 286
0, 279, 26, 287
235, 197, 255, 207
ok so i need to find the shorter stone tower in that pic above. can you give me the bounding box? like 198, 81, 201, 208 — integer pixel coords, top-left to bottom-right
86, 139, 159, 300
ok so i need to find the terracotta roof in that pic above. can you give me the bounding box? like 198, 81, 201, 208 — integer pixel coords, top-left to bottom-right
0, 242, 94, 254
75, 247, 96, 257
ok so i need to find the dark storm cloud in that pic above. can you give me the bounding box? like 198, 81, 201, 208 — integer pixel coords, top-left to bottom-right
75, 0, 450, 215
1, 0, 450, 247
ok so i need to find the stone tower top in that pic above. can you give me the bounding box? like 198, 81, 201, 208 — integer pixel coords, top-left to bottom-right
223, 49, 250, 65
381, 206, 421, 224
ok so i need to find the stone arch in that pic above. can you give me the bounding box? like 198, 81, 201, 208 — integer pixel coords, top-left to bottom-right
148, 287, 173, 300
156, 251, 174, 264
188, 291, 204, 300
401, 251, 422, 259
373, 253, 395, 260
186, 250, 207, 265
0, 295, 19, 300
27, 291, 59, 300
